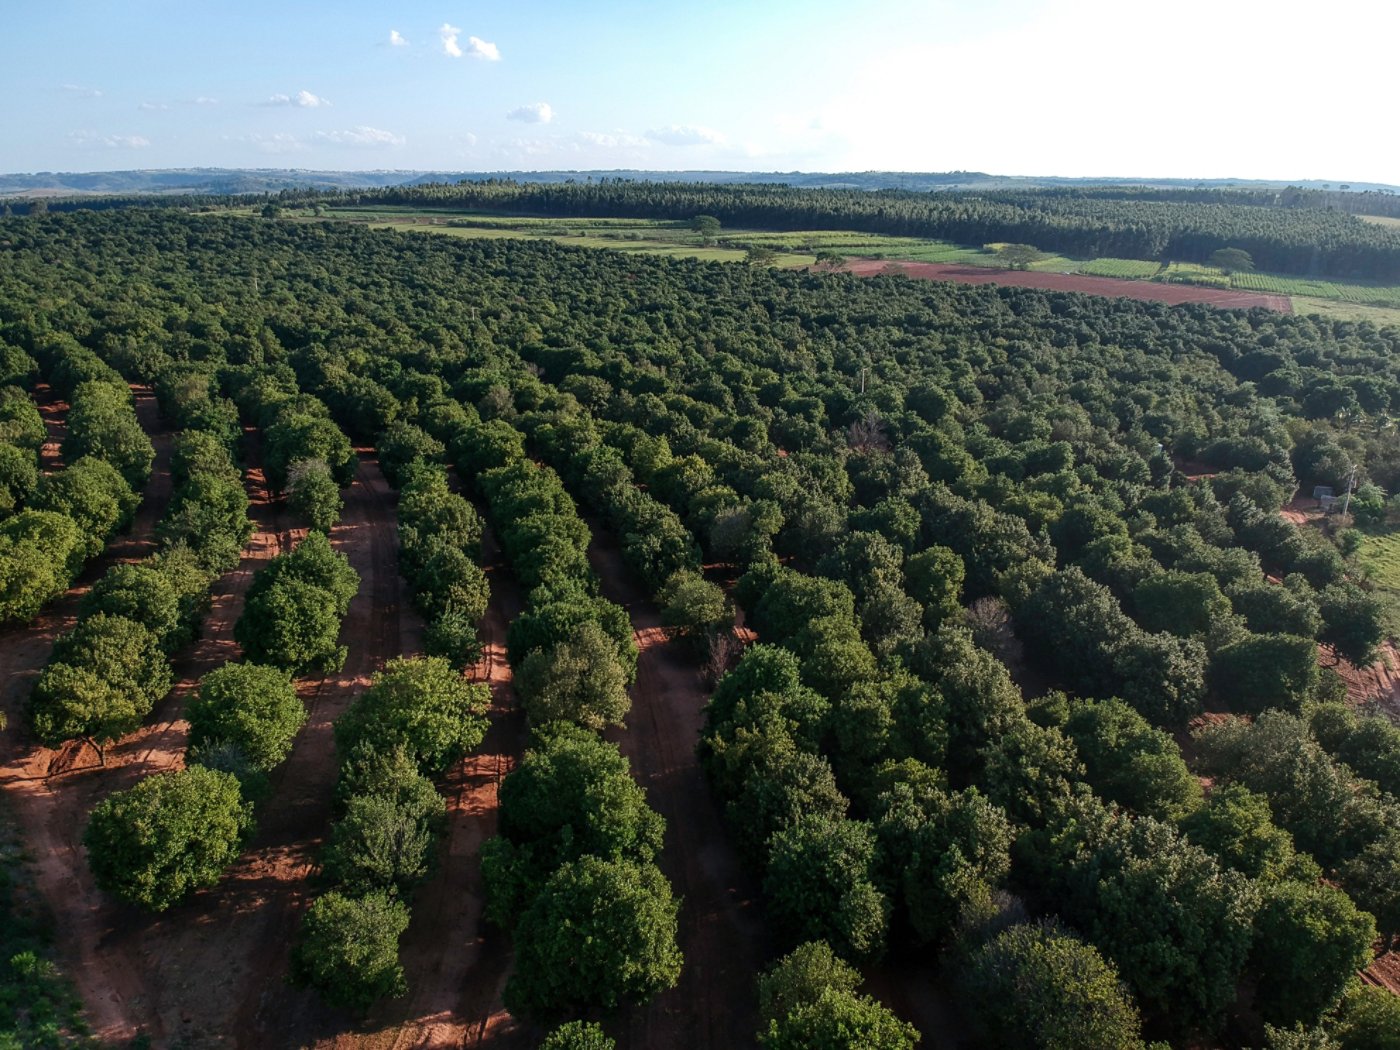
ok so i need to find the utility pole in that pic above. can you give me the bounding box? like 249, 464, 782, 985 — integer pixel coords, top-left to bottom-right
1341, 464, 1358, 517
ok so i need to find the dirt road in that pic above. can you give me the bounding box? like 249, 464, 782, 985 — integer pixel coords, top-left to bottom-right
343, 518, 535, 1050
587, 525, 768, 1050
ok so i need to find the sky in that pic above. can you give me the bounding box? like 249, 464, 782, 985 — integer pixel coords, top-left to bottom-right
3, 0, 1397, 183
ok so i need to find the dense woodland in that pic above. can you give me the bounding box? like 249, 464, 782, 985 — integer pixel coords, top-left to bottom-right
3, 205, 1400, 1047
319, 180, 1400, 280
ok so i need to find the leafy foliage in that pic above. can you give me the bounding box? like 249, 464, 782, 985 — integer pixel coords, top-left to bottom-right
84, 766, 253, 911
290, 890, 410, 1012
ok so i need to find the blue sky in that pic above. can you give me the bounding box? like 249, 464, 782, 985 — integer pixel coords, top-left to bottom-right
4, 0, 1396, 182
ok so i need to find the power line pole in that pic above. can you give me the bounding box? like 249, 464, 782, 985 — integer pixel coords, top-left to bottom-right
1341, 464, 1358, 517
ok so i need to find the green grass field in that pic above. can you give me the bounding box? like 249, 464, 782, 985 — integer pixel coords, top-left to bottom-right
1355, 526, 1400, 636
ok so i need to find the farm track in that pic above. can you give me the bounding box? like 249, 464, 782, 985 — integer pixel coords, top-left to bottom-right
347, 516, 534, 1050
586, 523, 768, 1050
841, 259, 1294, 313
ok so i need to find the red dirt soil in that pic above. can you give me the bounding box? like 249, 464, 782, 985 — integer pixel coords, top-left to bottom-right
0, 386, 175, 1040
587, 525, 769, 1049
329, 517, 534, 1050
840, 259, 1293, 313
0, 433, 419, 1047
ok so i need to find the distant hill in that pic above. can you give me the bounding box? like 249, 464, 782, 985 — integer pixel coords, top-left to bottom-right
2, 167, 1397, 199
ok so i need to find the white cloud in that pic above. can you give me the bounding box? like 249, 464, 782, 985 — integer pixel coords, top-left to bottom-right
440, 25, 499, 60
138, 101, 170, 112
191, 96, 220, 106
507, 102, 553, 124
263, 89, 331, 108
69, 130, 150, 149
465, 36, 500, 60
439, 23, 463, 57
389, 29, 407, 46
61, 84, 102, 98
645, 124, 725, 146
315, 126, 406, 148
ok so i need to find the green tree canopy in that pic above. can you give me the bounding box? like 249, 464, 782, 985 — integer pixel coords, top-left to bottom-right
334, 656, 489, 776
289, 890, 410, 1011
516, 621, 631, 730
504, 855, 682, 1019
960, 921, 1146, 1050
84, 766, 253, 911
186, 662, 305, 772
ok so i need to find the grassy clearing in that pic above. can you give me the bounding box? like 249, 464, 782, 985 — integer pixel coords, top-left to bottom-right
373, 221, 814, 267
1291, 296, 1400, 326
1359, 214, 1400, 228
0, 802, 95, 1048
1078, 258, 1164, 278
1355, 526, 1400, 637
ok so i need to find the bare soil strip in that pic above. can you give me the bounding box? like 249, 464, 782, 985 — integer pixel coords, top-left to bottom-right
841, 259, 1293, 313
341, 520, 534, 1050
586, 524, 768, 1050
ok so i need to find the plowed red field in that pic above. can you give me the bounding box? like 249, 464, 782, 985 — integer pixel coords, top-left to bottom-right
841, 260, 1292, 312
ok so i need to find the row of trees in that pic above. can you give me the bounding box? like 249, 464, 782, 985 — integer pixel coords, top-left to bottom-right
28, 361, 251, 757
291, 657, 489, 1009
443, 407, 682, 1020
0, 335, 152, 624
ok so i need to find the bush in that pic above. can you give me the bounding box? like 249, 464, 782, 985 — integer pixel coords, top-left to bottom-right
31, 613, 172, 748
763, 815, 889, 962
290, 890, 410, 1011
286, 457, 342, 532
1250, 880, 1376, 1026
79, 562, 185, 650
423, 606, 484, 671
757, 941, 917, 1050
62, 380, 154, 488
235, 577, 348, 674
0, 442, 37, 515
320, 783, 446, 897
658, 569, 733, 644
186, 663, 305, 772
31, 455, 138, 557
539, 1022, 616, 1050
84, 766, 253, 911
0, 511, 84, 622
483, 725, 663, 923
1210, 633, 1319, 715
159, 471, 252, 572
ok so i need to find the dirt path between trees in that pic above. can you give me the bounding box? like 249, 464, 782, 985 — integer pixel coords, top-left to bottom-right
0, 442, 413, 1047
340, 518, 534, 1050
587, 524, 768, 1050
0, 386, 175, 1041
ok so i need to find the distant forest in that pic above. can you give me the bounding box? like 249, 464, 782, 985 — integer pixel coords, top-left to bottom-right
313, 180, 1400, 281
